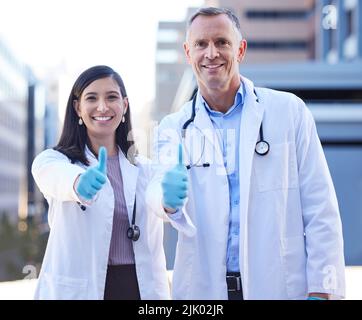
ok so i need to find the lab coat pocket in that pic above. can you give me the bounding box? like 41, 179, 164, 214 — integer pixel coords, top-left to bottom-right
39, 272, 88, 300
281, 236, 307, 299
254, 142, 298, 192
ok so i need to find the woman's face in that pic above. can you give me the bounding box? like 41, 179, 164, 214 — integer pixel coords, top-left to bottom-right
74, 76, 128, 140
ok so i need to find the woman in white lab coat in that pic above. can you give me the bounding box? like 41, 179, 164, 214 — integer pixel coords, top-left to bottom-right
32, 65, 170, 300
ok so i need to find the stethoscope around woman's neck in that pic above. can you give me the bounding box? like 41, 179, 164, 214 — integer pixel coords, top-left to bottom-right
181, 90, 270, 168
127, 200, 140, 241
78, 198, 140, 241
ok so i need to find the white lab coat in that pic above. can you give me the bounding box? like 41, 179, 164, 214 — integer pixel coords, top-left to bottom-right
32, 147, 170, 300
146, 76, 345, 300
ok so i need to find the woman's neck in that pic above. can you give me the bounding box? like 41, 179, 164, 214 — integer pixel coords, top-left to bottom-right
88, 136, 118, 157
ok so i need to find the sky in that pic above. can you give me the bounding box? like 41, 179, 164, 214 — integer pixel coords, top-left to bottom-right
0, 0, 203, 115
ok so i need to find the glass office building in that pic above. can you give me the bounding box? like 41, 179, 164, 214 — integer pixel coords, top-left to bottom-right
0, 38, 28, 221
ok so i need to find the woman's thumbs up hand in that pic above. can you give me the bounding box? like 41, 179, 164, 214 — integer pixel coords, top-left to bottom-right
75, 146, 108, 200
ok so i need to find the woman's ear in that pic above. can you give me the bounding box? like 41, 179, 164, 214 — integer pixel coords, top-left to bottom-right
123, 97, 129, 114
73, 99, 81, 117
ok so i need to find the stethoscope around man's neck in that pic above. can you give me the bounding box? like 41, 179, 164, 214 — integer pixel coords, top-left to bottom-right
181, 89, 270, 169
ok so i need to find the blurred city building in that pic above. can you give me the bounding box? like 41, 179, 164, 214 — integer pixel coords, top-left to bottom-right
32, 69, 62, 229
153, 17, 189, 122
0, 49, 65, 281
42, 73, 60, 151
318, 0, 362, 63
0, 38, 60, 225
0, 38, 28, 222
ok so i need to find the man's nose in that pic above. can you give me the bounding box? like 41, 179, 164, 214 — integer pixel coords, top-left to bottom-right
205, 43, 219, 59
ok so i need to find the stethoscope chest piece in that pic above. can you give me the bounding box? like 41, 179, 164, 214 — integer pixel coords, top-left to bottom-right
255, 117, 269, 156
255, 140, 270, 156
127, 225, 140, 241
127, 200, 140, 241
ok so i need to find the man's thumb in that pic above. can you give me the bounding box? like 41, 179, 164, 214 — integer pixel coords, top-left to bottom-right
177, 143, 184, 167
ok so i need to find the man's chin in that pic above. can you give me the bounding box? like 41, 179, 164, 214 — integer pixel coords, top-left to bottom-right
204, 79, 224, 90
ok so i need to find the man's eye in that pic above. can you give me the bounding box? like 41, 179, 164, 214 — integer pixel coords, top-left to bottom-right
195, 41, 207, 48
217, 40, 228, 46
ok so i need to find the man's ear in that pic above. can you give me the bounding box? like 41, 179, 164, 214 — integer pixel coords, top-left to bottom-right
237, 39, 247, 63
73, 100, 81, 117
183, 42, 192, 64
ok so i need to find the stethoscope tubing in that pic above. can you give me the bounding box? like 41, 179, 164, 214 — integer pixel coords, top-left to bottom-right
182, 91, 270, 162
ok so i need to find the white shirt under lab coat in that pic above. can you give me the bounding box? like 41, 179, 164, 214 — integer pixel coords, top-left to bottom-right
146, 76, 345, 300
32, 147, 170, 300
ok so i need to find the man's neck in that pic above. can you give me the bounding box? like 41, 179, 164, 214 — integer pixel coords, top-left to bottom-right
200, 81, 241, 114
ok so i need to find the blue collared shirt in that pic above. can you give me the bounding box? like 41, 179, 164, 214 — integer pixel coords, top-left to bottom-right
201, 83, 244, 272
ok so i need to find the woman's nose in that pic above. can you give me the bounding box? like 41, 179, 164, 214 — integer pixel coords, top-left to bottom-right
97, 99, 108, 112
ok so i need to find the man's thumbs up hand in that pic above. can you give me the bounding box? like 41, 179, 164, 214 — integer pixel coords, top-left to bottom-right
161, 144, 188, 213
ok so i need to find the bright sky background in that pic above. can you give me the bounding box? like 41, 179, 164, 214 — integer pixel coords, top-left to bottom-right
0, 0, 203, 115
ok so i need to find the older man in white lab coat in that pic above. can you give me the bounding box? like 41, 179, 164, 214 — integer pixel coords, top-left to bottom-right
146, 7, 345, 300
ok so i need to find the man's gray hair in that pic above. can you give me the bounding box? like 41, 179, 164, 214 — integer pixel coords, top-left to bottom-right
187, 7, 243, 39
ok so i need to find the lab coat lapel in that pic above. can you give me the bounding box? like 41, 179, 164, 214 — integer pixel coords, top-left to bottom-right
85, 146, 98, 167
118, 150, 139, 224
193, 93, 224, 164
238, 77, 264, 296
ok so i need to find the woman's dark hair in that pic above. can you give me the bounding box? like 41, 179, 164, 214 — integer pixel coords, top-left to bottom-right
54, 65, 137, 165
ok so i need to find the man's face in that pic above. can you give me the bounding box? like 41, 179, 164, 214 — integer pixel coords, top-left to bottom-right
184, 14, 246, 92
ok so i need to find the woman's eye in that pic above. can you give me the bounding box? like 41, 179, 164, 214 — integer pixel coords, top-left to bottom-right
108, 95, 119, 100
86, 96, 96, 101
